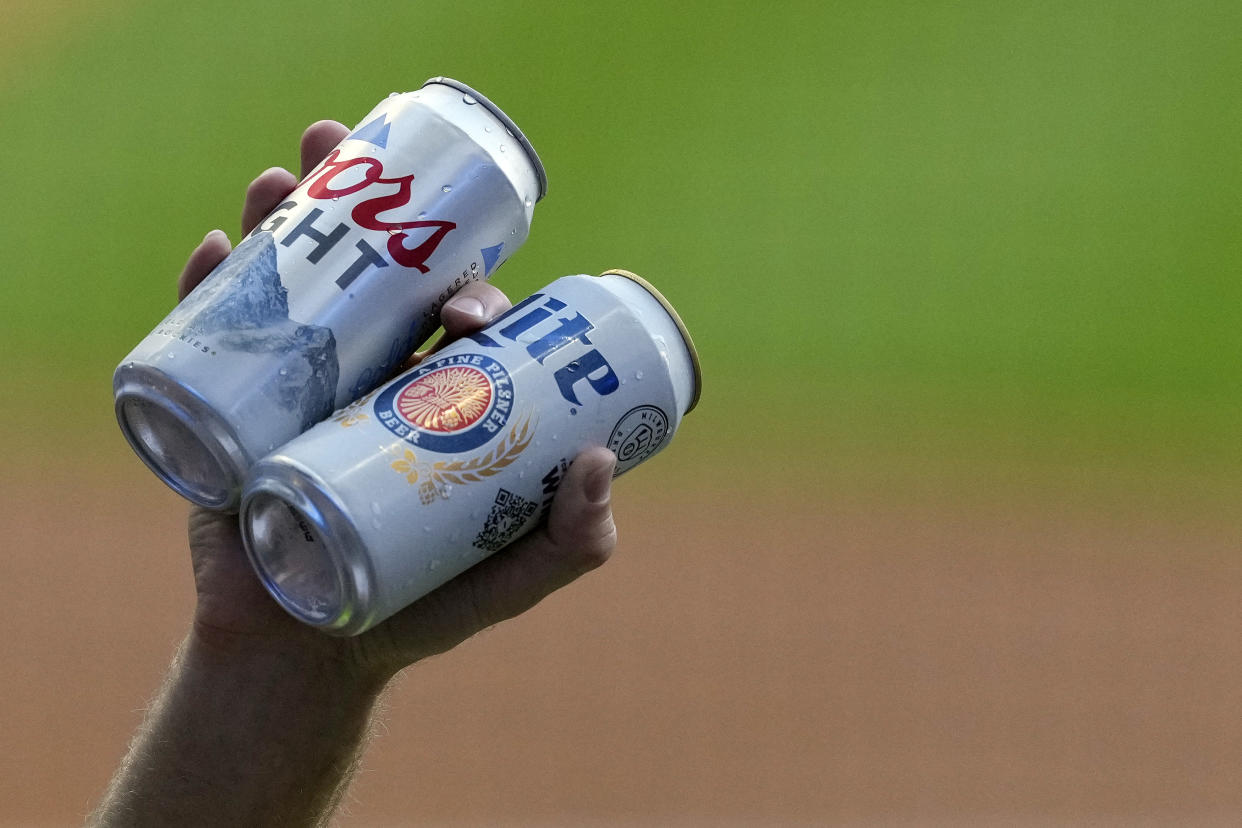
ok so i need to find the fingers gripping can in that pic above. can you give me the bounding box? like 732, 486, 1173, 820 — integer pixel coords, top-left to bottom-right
239, 270, 702, 636
113, 78, 547, 511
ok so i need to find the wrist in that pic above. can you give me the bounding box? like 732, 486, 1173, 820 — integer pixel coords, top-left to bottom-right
186, 615, 392, 700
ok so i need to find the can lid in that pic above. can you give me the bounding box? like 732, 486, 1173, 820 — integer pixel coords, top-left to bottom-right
422, 77, 549, 202
599, 269, 702, 414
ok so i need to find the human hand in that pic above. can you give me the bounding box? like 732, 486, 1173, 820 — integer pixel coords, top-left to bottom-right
94, 116, 618, 828
180, 120, 618, 683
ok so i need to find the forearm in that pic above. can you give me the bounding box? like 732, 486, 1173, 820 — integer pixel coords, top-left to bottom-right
90, 629, 387, 827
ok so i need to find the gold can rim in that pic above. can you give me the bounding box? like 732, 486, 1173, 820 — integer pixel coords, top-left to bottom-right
598, 269, 702, 414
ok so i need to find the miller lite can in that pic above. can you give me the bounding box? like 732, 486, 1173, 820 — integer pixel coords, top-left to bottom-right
114, 77, 547, 511
238, 270, 701, 636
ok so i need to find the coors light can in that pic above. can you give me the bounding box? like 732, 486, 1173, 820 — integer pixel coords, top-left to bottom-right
238, 270, 702, 636
113, 77, 547, 511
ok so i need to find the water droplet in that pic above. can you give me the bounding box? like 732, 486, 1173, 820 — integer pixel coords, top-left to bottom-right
441, 483, 453, 497
518, 470, 526, 479
332, 196, 339, 202
635, 370, 644, 380
388, 228, 401, 236
387, 91, 400, 98
427, 559, 441, 572
279, 368, 287, 376
370, 502, 382, 515
551, 433, 559, 441
441, 185, 453, 193
423, 526, 432, 534
506, 129, 514, 137
417, 211, 427, 219
484, 125, 492, 133
510, 228, 517, 235
462, 94, 477, 105
266, 443, 275, 451
166, 353, 174, 359
371, 517, 382, 529
524, 197, 532, 208
570, 408, 578, 416
498, 144, 507, 153
566, 361, 580, 373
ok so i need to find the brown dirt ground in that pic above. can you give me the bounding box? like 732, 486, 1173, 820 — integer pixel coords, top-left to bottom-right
2, 445, 1241, 826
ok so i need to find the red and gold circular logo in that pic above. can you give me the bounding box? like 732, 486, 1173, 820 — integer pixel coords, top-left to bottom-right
394, 365, 493, 433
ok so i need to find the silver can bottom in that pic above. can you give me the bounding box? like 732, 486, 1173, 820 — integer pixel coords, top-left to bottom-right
114, 362, 251, 511
240, 459, 376, 636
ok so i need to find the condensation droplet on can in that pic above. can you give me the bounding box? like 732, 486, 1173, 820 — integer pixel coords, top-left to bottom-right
566, 361, 580, 373
510, 228, 517, 235
498, 144, 507, 153
462, 94, 477, 105
518, 470, 525, 479
423, 526, 432, 534
166, 353, 174, 359
266, 443, 274, 451
388, 228, 400, 236
279, 368, 287, 376
417, 211, 427, 219
427, 559, 441, 572
441, 185, 453, 193
524, 197, 532, 208
484, 125, 492, 133
635, 370, 644, 380
370, 502, 382, 515
371, 517, 382, 529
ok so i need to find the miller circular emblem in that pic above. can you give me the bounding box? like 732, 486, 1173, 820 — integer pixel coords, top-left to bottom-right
374, 354, 513, 452
607, 405, 669, 473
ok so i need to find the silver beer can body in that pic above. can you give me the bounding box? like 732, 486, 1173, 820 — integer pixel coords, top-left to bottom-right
239, 271, 701, 636
113, 78, 546, 511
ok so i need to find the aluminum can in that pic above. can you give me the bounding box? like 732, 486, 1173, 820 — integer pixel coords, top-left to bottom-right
239, 270, 702, 636
114, 77, 547, 511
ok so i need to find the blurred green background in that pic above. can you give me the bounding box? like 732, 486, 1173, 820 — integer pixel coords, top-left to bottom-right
2, 0, 1239, 508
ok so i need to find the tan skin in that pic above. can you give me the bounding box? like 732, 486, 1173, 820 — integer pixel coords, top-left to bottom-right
91, 121, 619, 827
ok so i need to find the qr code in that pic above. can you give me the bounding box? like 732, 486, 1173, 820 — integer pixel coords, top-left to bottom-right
473, 488, 538, 553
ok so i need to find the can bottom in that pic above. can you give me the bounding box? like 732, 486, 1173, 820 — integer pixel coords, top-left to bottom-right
244, 492, 345, 626
114, 364, 250, 511
240, 460, 375, 636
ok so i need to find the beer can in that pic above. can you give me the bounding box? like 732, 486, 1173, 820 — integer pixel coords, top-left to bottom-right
113, 77, 547, 511
238, 270, 701, 636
